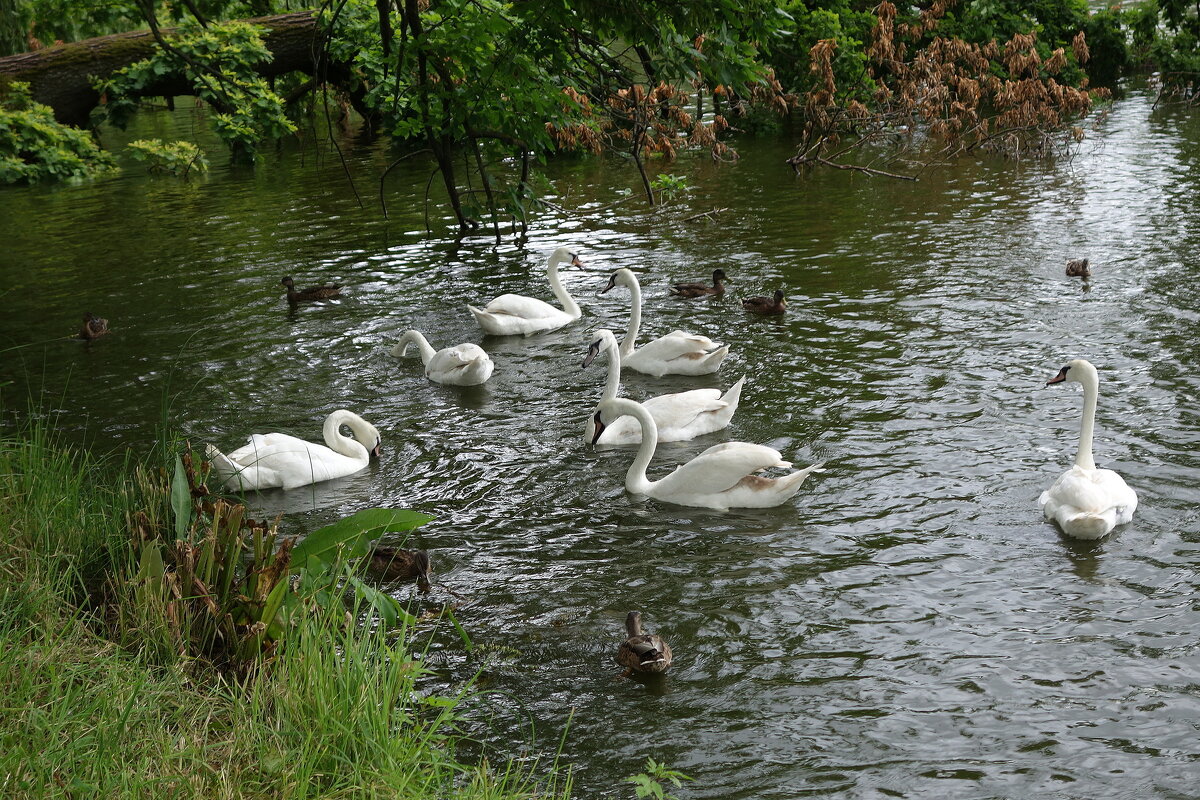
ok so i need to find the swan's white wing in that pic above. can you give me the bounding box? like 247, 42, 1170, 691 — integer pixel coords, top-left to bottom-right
655, 441, 790, 495
630, 331, 721, 364
1041, 465, 1138, 537
481, 293, 565, 320
225, 432, 312, 461
641, 389, 726, 426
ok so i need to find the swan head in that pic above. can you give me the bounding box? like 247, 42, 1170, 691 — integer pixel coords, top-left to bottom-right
599, 268, 636, 296
1046, 358, 1097, 387
582, 328, 619, 368
550, 246, 585, 269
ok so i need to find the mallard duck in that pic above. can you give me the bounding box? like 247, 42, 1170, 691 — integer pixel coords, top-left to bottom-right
670, 268, 727, 298
1065, 258, 1091, 278
78, 313, 109, 340
367, 547, 431, 589
742, 289, 787, 315
616, 611, 672, 675
281, 276, 342, 303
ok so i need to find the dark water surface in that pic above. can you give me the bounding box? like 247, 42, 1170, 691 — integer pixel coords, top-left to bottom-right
2, 92, 1199, 798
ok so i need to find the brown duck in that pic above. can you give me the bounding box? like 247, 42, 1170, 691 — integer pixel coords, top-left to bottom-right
281, 276, 342, 303
742, 289, 787, 315
78, 313, 109, 340
670, 268, 727, 298
1065, 258, 1091, 278
367, 547, 431, 590
616, 611, 673, 675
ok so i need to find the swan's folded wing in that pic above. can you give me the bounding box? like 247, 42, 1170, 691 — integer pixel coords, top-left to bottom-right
657, 442, 790, 495
641, 389, 726, 429
225, 432, 313, 462
1045, 466, 1137, 517
632, 332, 722, 363
481, 293, 561, 320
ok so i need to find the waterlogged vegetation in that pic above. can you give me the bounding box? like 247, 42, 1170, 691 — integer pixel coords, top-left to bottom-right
0, 423, 574, 798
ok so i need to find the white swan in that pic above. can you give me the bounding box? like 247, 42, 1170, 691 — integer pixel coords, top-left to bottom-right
595, 396, 824, 510
391, 329, 493, 386
1039, 359, 1138, 539
468, 246, 584, 336
600, 268, 729, 376
583, 329, 743, 444
206, 410, 382, 491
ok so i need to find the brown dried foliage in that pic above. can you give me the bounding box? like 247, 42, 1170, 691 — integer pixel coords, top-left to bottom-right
794, 0, 1105, 172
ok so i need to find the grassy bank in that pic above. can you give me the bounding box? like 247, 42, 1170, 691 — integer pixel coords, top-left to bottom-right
0, 427, 570, 799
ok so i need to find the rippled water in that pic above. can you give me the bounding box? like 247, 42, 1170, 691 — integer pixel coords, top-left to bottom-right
2, 90, 1199, 798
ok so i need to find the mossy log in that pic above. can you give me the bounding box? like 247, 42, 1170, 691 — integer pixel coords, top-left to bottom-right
0, 12, 326, 126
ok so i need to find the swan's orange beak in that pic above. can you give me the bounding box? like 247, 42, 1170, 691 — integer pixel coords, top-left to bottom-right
371, 441, 383, 458
590, 410, 606, 445
570, 255, 585, 268
582, 340, 601, 368
1046, 365, 1069, 385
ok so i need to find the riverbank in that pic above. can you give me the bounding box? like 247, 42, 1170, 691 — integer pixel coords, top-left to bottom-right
0, 426, 570, 799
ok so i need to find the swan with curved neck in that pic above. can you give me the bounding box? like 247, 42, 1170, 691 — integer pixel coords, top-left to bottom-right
1039, 359, 1138, 539
392, 329, 494, 386
583, 329, 743, 444
206, 410, 382, 491
600, 268, 729, 376
468, 247, 584, 336
595, 396, 824, 510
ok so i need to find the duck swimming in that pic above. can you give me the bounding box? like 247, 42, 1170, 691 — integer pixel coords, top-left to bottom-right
669, 268, 727, 298
281, 276, 342, 303
616, 611, 673, 675
741, 289, 787, 315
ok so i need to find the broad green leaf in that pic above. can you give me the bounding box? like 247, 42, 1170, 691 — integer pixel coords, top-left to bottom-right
289, 508, 433, 572
170, 455, 191, 540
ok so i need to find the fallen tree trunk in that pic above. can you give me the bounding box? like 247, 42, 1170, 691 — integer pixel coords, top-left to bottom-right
0, 11, 323, 126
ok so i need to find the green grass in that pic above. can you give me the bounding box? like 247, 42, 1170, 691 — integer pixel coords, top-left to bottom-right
0, 424, 571, 800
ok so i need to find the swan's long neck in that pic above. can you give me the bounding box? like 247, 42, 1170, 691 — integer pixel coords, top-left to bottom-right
394, 330, 436, 365
547, 254, 581, 318
608, 398, 656, 494
322, 410, 371, 461
1076, 366, 1099, 470
619, 272, 642, 357
602, 334, 622, 402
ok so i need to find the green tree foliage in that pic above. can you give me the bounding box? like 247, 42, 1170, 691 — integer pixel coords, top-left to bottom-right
93, 21, 296, 159
322, 0, 790, 231
127, 138, 209, 176
0, 81, 116, 182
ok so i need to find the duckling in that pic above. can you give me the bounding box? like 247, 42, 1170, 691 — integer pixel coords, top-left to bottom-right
1065, 258, 1091, 278
281, 276, 342, 303
78, 313, 109, 340
670, 268, 727, 298
616, 611, 672, 675
367, 546, 431, 590
741, 289, 787, 315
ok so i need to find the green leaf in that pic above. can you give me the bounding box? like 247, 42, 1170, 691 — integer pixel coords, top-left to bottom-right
346, 574, 416, 628
289, 508, 433, 572
170, 455, 191, 540
444, 605, 473, 653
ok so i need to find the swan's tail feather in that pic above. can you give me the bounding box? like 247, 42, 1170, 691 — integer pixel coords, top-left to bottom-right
779, 462, 826, 493
721, 376, 746, 408
1058, 511, 1115, 540
205, 444, 246, 490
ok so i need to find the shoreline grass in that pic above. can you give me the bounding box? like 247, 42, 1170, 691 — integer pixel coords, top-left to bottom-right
0, 425, 571, 800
